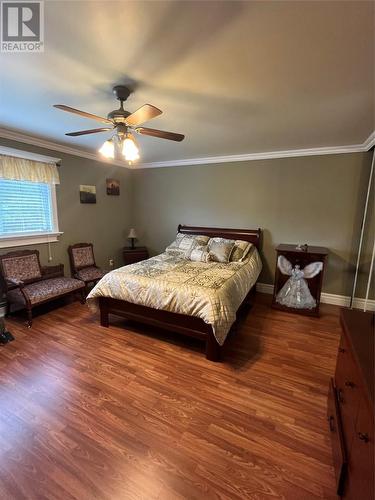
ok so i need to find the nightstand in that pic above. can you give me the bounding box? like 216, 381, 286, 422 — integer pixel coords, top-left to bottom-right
272, 244, 328, 317
123, 246, 149, 265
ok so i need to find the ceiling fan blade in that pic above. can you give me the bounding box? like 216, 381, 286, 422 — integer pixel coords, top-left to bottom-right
126, 104, 162, 127
65, 127, 113, 137
136, 127, 185, 142
54, 104, 112, 124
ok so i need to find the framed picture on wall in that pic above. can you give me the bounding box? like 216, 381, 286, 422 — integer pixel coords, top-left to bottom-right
80, 185, 96, 204
106, 178, 120, 195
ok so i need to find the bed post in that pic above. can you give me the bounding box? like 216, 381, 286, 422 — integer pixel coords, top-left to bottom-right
206, 331, 221, 361
99, 298, 109, 327
246, 284, 256, 305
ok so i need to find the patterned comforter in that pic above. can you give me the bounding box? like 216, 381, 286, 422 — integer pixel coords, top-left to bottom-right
87, 248, 262, 345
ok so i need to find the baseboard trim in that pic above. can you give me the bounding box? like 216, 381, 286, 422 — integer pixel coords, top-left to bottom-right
256, 283, 274, 295
256, 283, 375, 311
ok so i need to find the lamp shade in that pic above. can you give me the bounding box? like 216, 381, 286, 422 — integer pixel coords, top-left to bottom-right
122, 134, 140, 162
128, 228, 137, 239
99, 139, 115, 159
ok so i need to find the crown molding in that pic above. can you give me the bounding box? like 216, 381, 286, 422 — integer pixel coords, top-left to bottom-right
0, 127, 129, 168
138, 131, 375, 169
363, 130, 375, 150
0, 144, 61, 164
0, 126, 373, 170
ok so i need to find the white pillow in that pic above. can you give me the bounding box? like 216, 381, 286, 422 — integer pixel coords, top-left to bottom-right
165, 233, 210, 258
230, 240, 253, 262
207, 237, 235, 263
188, 245, 212, 263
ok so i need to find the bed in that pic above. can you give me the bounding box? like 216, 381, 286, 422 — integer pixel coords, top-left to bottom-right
87, 225, 262, 361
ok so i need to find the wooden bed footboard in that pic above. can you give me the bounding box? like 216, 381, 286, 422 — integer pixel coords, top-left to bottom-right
98, 296, 221, 360
98, 284, 255, 361
98, 225, 261, 361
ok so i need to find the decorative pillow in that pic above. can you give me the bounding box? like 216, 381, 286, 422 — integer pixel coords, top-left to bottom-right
188, 246, 212, 263
230, 240, 253, 262
207, 237, 235, 263
165, 233, 210, 258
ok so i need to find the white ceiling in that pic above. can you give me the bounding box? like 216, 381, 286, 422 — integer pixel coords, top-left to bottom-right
0, 0, 374, 164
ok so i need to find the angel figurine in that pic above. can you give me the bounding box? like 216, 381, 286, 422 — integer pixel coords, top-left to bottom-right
276, 255, 323, 309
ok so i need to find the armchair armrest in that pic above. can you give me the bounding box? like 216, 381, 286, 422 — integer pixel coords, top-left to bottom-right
6, 277, 25, 289
41, 264, 64, 279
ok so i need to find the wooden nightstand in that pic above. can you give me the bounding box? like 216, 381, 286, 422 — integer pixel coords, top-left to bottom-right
272, 244, 328, 317
123, 246, 149, 265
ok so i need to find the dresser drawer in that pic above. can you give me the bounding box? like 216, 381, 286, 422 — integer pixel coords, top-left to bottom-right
335, 334, 361, 448
327, 378, 347, 496
344, 398, 374, 499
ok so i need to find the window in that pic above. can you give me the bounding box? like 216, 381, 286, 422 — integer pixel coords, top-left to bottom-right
0, 179, 61, 247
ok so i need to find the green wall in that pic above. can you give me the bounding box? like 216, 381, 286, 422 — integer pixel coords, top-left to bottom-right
0, 137, 373, 299
0, 137, 133, 272
132, 152, 374, 299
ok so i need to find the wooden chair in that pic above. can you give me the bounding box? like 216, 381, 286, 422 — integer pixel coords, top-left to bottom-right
0, 249, 85, 327
68, 243, 107, 294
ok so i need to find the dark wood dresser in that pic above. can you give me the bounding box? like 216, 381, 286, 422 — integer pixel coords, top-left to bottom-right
328, 308, 374, 498
122, 246, 149, 266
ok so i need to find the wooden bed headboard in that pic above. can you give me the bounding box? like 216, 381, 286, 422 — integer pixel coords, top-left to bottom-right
178, 225, 262, 249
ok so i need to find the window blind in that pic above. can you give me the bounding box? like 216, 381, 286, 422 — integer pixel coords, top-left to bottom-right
0, 179, 54, 236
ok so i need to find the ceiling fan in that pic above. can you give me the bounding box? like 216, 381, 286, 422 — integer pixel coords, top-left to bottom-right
53, 85, 185, 163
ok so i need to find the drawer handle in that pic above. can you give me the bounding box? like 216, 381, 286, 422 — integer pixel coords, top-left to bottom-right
358, 432, 369, 443
338, 347, 345, 353
327, 415, 335, 432
345, 381, 355, 388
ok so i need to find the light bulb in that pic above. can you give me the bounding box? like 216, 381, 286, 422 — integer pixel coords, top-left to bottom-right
122, 134, 140, 162
99, 139, 115, 159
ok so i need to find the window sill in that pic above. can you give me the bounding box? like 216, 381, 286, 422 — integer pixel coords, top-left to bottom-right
0, 232, 63, 249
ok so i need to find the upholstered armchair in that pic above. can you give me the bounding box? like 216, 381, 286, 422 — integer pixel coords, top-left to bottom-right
68, 243, 107, 294
0, 250, 85, 327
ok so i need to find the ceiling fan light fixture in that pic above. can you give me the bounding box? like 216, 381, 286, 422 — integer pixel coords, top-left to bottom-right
122, 133, 140, 163
54, 85, 184, 163
99, 139, 115, 159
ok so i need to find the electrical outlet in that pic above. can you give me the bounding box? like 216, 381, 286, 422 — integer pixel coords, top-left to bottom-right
109, 259, 114, 268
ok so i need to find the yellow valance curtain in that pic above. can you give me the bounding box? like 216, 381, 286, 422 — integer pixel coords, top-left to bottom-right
0, 154, 60, 184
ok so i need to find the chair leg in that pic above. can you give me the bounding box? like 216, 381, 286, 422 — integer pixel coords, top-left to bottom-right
26, 307, 32, 328
80, 288, 86, 304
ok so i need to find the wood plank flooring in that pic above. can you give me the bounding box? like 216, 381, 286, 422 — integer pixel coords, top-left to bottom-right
0, 294, 341, 499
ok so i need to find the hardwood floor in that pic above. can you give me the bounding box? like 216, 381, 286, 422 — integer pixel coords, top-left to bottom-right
0, 294, 341, 500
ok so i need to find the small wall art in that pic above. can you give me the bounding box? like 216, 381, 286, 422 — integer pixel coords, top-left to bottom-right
106, 178, 120, 196
80, 185, 96, 204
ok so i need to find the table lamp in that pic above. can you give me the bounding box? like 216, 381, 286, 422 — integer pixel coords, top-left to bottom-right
127, 228, 137, 249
